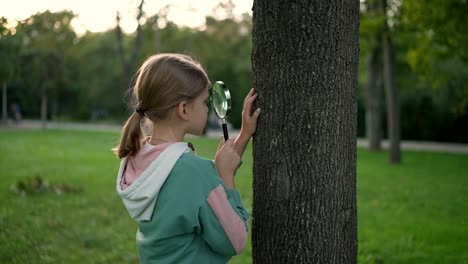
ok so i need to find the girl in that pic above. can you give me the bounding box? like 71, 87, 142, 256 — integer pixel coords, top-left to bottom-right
113, 53, 260, 263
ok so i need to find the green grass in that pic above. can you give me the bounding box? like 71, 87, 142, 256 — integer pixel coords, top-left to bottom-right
0, 129, 467, 263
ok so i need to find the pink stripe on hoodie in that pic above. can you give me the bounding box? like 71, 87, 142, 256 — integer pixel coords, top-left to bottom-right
206, 185, 248, 253
121, 141, 173, 190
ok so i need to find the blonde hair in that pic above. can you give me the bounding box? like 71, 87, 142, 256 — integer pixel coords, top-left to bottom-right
113, 53, 210, 159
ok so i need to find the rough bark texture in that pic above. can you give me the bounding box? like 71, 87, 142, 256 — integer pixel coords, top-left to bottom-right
252, 1, 359, 263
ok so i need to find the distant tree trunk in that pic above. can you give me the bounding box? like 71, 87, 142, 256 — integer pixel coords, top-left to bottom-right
116, 13, 131, 94
51, 99, 58, 120
154, 5, 171, 53
382, 0, 401, 163
365, 0, 383, 151
366, 44, 383, 151
2, 82, 7, 123
116, 0, 144, 98
154, 24, 161, 53
41, 93, 47, 129
252, 1, 359, 263
184, 31, 194, 55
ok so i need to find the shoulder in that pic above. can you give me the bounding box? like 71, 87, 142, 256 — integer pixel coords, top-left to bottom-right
171, 153, 222, 187
176, 153, 215, 169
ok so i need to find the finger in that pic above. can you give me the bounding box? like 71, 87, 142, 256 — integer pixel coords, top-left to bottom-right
244, 94, 258, 116
244, 88, 255, 106
243, 88, 255, 104
224, 137, 235, 147
217, 136, 225, 152
252, 108, 261, 121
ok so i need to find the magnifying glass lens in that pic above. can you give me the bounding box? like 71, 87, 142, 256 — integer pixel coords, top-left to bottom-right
209, 81, 231, 141
212, 88, 227, 118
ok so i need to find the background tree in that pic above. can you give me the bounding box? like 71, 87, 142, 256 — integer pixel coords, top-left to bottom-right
116, 0, 144, 101
360, 0, 401, 163
67, 32, 122, 120
14, 11, 76, 126
381, 0, 401, 163
0, 17, 19, 122
361, 0, 384, 151
401, 0, 468, 116
3, 3, 466, 143
18, 50, 63, 127
195, 11, 252, 128
252, 1, 359, 263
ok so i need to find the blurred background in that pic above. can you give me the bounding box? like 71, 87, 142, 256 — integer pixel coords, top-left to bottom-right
1, 1, 468, 263
1, 0, 254, 131
0, 0, 466, 143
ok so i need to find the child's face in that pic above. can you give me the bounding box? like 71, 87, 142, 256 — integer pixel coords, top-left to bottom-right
186, 88, 210, 135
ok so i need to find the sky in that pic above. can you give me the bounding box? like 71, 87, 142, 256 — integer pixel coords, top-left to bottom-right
1, 0, 253, 35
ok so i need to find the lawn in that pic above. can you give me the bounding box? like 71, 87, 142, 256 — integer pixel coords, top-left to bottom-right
0, 129, 467, 263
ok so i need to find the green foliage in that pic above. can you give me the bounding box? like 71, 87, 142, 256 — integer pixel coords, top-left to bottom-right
358, 0, 468, 141
0, 17, 20, 83
4, 7, 253, 128
400, 0, 468, 114
193, 14, 252, 127
67, 32, 123, 119
9, 11, 78, 119
3, 2, 468, 140
1, 130, 468, 263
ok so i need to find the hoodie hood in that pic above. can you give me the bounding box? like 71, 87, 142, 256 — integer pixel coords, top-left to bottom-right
116, 142, 190, 222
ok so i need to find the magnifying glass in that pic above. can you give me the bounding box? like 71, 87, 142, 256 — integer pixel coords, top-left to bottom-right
209, 81, 231, 141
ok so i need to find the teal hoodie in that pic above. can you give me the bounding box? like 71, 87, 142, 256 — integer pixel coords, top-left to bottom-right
116, 142, 249, 263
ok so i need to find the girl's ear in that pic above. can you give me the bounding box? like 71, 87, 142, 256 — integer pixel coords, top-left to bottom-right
177, 101, 189, 121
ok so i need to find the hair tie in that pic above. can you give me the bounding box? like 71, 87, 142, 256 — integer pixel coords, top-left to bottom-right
135, 107, 145, 116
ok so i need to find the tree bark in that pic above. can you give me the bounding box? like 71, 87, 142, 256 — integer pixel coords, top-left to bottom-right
382, 0, 401, 164
252, 1, 359, 263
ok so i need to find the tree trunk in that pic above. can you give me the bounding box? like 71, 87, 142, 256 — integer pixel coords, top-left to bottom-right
252, 1, 359, 263
2, 82, 7, 123
382, 0, 401, 164
52, 99, 58, 121
365, 45, 383, 151
41, 93, 47, 129
154, 23, 161, 53
115, 12, 131, 94
365, 0, 383, 151
116, 0, 144, 98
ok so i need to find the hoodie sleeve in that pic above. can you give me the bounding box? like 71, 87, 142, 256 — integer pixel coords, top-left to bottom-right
197, 183, 249, 256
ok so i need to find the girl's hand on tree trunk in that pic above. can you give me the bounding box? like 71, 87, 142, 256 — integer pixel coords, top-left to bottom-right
240, 88, 261, 137
234, 88, 261, 157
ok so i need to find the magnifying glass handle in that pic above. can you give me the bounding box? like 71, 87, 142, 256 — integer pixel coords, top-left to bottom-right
222, 119, 229, 141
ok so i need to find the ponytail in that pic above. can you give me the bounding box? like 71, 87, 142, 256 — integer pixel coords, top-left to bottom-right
113, 112, 144, 159
112, 53, 210, 159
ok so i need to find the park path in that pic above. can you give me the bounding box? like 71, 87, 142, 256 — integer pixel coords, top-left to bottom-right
1, 120, 467, 154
